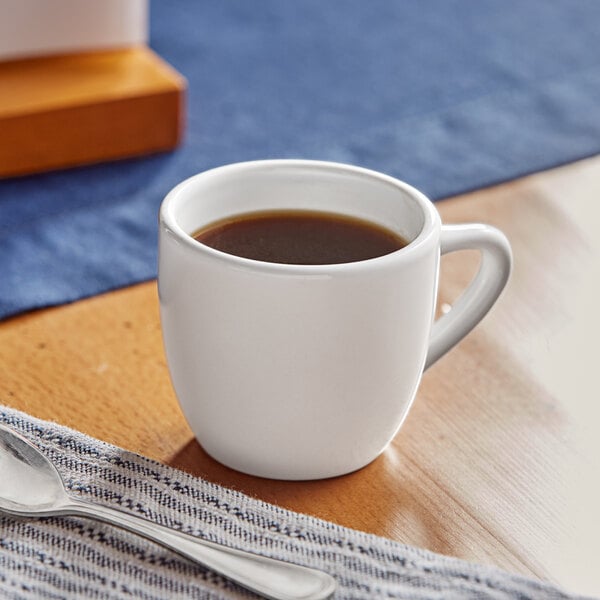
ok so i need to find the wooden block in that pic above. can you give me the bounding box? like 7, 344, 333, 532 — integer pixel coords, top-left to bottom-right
0, 46, 186, 178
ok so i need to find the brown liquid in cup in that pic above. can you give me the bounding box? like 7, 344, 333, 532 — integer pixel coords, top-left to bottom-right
192, 210, 408, 265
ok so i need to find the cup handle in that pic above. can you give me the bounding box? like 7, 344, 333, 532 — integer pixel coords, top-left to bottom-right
425, 224, 512, 370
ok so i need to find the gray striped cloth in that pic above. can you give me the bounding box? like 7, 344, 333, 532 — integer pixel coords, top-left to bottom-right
0, 406, 590, 600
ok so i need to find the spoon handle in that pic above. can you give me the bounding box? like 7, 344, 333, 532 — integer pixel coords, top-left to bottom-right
65, 499, 336, 600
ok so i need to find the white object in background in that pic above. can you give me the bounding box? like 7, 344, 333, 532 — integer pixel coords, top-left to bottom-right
0, 0, 147, 62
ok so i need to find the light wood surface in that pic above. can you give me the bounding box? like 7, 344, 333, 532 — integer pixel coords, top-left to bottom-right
1, 157, 599, 596
0, 47, 185, 178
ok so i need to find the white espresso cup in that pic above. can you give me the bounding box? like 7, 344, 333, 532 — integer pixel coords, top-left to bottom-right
159, 160, 512, 480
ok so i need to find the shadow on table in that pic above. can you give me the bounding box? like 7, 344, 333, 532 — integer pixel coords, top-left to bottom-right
166, 436, 459, 559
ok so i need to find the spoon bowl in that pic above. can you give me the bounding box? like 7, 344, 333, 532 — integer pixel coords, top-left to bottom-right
0, 424, 69, 514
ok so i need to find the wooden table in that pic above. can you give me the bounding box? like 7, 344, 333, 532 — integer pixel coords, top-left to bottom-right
1, 156, 599, 597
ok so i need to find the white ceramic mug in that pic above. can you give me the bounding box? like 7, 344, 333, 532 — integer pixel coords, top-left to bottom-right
159, 160, 512, 480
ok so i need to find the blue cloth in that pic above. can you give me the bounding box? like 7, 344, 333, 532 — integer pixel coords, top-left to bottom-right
2, 0, 600, 320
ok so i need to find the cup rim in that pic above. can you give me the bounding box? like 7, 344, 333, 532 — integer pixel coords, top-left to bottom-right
159, 159, 440, 274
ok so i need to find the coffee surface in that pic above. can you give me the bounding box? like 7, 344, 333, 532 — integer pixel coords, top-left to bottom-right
192, 210, 408, 265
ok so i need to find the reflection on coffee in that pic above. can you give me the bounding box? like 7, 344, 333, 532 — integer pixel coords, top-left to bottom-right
192, 210, 408, 265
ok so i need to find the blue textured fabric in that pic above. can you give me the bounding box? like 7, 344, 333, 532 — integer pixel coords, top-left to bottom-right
2, 0, 600, 319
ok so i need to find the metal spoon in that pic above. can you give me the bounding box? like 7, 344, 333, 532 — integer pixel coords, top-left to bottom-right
0, 424, 336, 600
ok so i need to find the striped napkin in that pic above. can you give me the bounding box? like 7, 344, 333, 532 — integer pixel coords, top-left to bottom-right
0, 406, 587, 599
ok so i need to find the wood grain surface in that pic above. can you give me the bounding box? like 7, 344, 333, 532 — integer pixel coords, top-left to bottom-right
1, 157, 599, 596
